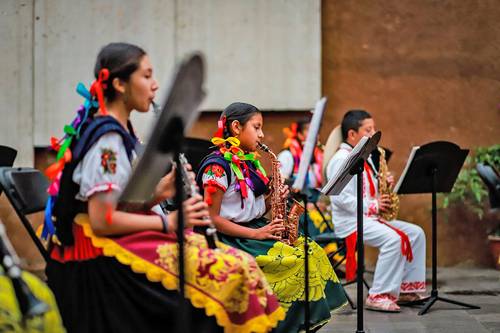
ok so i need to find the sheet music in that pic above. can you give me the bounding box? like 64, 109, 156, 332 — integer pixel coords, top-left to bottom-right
292, 97, 327, 191
394, 146, 420, 193
321, 136, 369, 196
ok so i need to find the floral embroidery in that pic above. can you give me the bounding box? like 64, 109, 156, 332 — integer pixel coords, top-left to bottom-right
155, 233, 273, 314
256, 236, 338, 308
204, 164, 226, 179
367, 201, 378, 216
100, 148, 117, 174
400, 281, 426, 292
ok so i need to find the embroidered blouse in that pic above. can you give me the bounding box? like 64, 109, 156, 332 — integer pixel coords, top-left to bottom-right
277, 149, 321, 188
201, 163, 266, 223
72, 132, 134, 201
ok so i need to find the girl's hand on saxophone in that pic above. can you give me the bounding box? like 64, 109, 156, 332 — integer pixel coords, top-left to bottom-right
254, 218, 285, 240
279, 183, 290, 201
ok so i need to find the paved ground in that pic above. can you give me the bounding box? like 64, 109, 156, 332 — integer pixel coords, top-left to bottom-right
320, 267, 500, 333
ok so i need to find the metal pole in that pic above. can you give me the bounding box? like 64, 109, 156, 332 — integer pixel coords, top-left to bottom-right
356, 163, 365, 333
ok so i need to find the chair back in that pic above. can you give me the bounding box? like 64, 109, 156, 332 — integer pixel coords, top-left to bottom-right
0, 145, 17, 168
184, 137, 215, 174
0, 167, 50, 261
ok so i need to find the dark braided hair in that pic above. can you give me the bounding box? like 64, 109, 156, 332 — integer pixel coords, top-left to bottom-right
94, 42, 146, 102
221, 102, 261, 138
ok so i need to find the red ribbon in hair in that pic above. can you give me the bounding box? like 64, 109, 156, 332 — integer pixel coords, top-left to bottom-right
213, 115, 227, 139
90, 68, 110, 115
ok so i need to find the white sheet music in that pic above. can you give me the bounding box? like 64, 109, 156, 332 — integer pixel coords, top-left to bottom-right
292, 97, 327, 191
394, 146, 420, 194
321, 136, 369, 196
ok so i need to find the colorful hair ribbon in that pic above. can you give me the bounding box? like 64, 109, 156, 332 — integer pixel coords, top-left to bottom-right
75, 82, 99, 137
213, 115, 226, 139
42, 78, 104, 241
211, 136, 240, 147
90, 68, 109, 115
282, 122, 298, 149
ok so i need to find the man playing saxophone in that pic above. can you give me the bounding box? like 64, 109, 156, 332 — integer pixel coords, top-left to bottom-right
325, 110, 427, 312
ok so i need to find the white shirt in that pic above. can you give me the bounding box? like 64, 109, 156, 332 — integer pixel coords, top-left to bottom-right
73, 132, 132, 201
72, 132, 164, 215
277, 149, 321, 188
326, 142, 379, 238
201, 163, 266, 223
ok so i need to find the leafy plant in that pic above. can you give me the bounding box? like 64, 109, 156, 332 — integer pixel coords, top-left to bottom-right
441, 144, 500, 226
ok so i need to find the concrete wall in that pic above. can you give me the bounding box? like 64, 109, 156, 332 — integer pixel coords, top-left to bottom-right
0, 0, 320, 155
322, 0, 500, 267
0, 1, 34, 166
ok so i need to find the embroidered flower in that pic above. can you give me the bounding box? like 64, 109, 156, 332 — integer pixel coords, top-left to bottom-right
100, 148, 117, 174
204, 164, 225, 178
256, 236, 338, 307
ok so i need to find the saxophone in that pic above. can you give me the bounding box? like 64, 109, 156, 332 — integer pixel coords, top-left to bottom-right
258, 143, 305, 245
377, 147, 400, 221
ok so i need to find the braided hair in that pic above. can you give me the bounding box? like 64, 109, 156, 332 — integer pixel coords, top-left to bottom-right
220, 102, 261, 139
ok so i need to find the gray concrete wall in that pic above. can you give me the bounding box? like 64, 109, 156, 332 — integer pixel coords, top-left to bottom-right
0, 1, 34, 166
0, 0, 320, 156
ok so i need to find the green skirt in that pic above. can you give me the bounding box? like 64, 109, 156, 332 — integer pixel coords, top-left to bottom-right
218, 218, 347, 333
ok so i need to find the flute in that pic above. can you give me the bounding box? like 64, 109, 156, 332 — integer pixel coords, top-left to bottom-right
177, 153, 219, 249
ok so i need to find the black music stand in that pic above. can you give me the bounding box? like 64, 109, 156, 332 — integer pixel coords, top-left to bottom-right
118, 54, 205, 333
291, 97, 327, 332
395, 141, 480, 315
322, 132, 381, 333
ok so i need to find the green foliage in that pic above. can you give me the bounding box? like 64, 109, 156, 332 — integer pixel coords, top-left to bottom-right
440, 144, 500, 222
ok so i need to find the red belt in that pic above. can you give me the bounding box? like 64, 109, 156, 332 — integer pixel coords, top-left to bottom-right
345, 221, 413, 282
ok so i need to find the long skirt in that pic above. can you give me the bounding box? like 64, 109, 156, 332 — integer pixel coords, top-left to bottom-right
217, 217, 347, 333
46, 214, 285, 333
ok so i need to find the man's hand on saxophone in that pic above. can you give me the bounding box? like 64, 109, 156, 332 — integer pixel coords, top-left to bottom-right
378, 194, 392, 213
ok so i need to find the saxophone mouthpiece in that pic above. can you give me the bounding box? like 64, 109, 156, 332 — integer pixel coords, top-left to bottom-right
257, 142, 270, 152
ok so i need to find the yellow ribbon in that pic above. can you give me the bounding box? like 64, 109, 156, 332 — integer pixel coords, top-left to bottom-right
211, 136, 240, 147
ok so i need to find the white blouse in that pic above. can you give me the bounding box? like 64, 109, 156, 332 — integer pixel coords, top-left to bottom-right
72, 132, 164, 216
277, 149, 321, 188
73, 132, 132, 201
201, 163, 266, 223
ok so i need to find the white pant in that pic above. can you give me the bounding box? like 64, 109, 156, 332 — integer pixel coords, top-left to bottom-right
363, 218, 426, 297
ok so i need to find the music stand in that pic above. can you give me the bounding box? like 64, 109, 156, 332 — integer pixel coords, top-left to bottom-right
322, 132, 381, 333
395, 141, 480, 315
290, 97, 327, 332
118, 54, 205, 332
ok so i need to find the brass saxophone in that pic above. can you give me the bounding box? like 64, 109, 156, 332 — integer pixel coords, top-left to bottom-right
258, 142, 305, 245
377, 147, 400, 221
